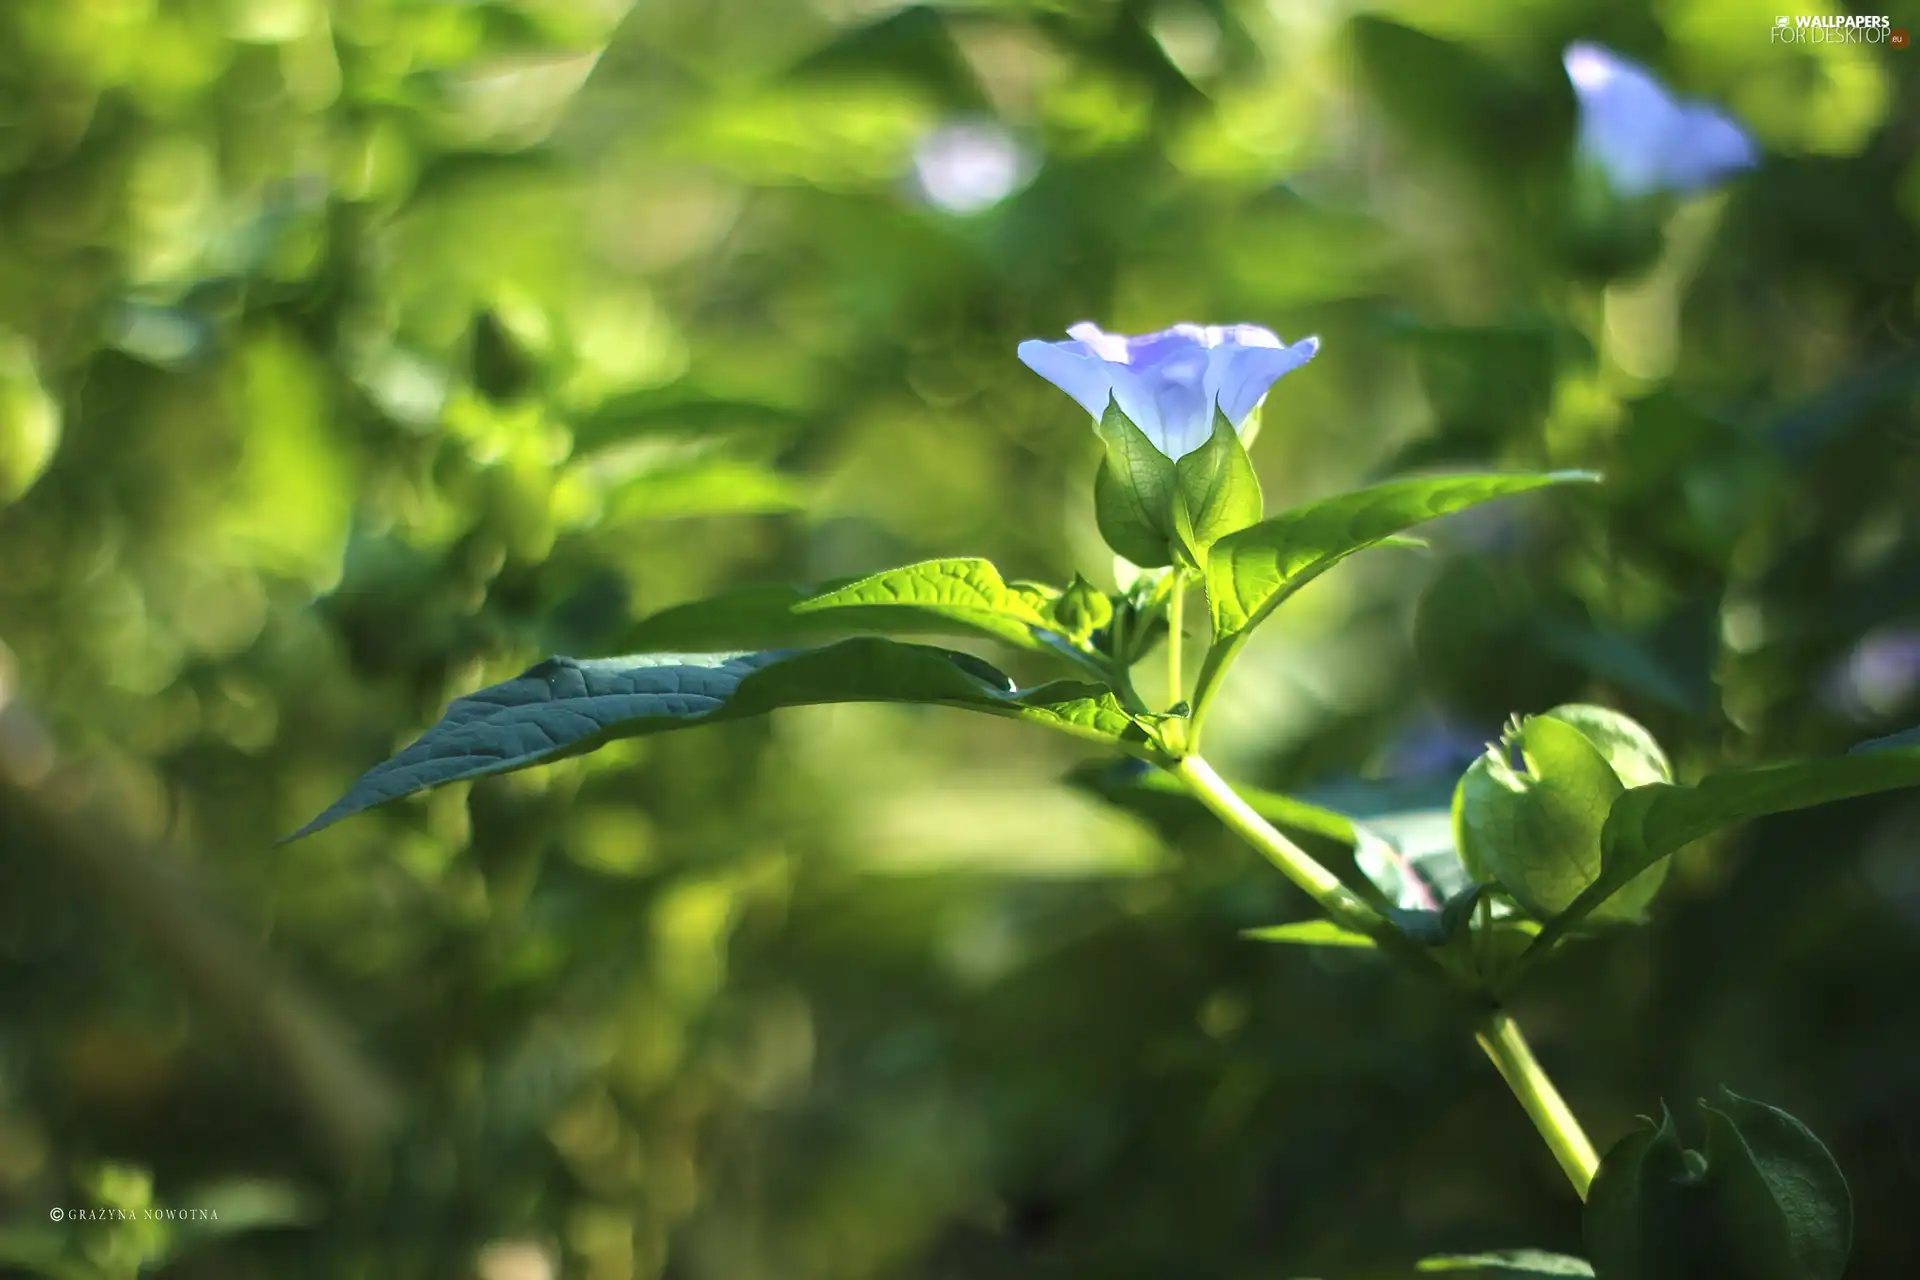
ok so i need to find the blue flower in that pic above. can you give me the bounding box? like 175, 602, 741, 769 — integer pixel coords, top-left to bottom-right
1017, 322, 1319, 460
1563, 43, 1758, 198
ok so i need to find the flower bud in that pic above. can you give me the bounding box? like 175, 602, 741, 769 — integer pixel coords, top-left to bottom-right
1054, 574, 1113, 642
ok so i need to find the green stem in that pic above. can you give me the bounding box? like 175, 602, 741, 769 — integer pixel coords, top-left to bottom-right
1175, 755, 1598, 1199
1170, 755, 1379, 933
1474, 1011, 1599, 1200
1166, 578, 1185, 706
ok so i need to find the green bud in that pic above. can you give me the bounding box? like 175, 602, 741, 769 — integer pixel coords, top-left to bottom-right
1054, 574, 1113, 642
1585, 1090, 1851, 1280
1452, 703, 1672, 922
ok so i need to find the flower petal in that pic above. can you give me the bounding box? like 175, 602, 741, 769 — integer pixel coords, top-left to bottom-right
1214, 336, 1320, 428
1102, 361, 1168, 452
1143, 347, 1214, 459
1018, 338, 1114, 419
1064, 321, 1131, 363
1203, 323, 1283, 350
1120, 324, 1210, 370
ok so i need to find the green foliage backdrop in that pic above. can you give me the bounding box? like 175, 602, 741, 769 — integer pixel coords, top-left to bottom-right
0, 0, 1915, 1276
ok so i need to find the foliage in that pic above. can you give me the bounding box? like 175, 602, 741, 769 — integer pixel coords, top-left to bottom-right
0, 1, 1916, 1278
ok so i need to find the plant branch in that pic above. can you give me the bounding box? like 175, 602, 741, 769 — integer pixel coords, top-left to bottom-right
1475, 1010, 1600, 1200
1170, 755, 1381, 933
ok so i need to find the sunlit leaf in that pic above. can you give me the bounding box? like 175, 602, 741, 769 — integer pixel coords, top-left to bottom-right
792, 558, 1071, 654
1242, 919, 1377, 948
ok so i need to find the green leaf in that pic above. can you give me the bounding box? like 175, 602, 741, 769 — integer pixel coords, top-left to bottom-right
620, 561, 1097, 664
285, 638, 1157, 841
1242, 919, 1377, 948
1584, 1093, 1851, 1280
1171, 408, 1263, 560
1417, 1250, 1595, 1276
619, 582, 846, 652
1853, 723, 1920, 752
1699, 1090, 1851, 1280
1527, 744, 1920, 957
1092, 399, 1179, 568
1584, 1105, 1704, 1280
1197, 474, 1598, 709
792, 558, 1072, 654
601, 458, 807, 522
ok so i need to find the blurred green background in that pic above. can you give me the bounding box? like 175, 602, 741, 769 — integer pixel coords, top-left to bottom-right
1, 0, 1917, 1276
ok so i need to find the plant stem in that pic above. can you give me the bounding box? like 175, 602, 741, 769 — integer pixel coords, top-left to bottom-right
1474, 1010, 1599, 1200
1166, 577, 1185, 706
1170, 755, 1379, 933
1174, 756, 1597, 1198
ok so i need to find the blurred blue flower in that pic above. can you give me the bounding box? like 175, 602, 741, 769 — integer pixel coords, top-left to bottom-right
1824, 628, 1920, 721
911, 122, 1032, 216
1017, 322, 1319, 460
1563, 43, 1758, 198
1380, 711, 1494, 780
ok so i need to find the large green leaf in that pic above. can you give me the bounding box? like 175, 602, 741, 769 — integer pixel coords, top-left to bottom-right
286, 638, 1154, 841
1584, 1092, 1851, 1280
1525, 745, 1920, 959
1192, 474, 1598, 727
1205, 471, 1598, 640
791, 558, 1073, 655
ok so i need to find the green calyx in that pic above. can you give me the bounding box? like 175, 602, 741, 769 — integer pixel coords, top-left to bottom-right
1453, 704, 1673, 923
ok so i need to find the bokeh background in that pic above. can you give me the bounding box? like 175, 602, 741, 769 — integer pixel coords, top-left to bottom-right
1, 0, 1917, 1276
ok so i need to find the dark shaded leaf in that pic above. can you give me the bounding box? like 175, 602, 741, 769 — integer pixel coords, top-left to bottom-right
286, 638, 1154, 841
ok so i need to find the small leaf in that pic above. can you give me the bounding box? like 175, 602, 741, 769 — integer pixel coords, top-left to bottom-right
1417, 1250, 1595, 1276
1528, 743, 1920, 956
793, 558, 1070, 654
1242, 919, 1377, 948
1093, 399, 1180, 568
287, 638, 1156, 841
1584, 1105, 1704, 1280
1171, 408, 1263, 559
1387, 885, 1485, 946
1054, 573, 1113, 641
1698, 1090, 1851, 1280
